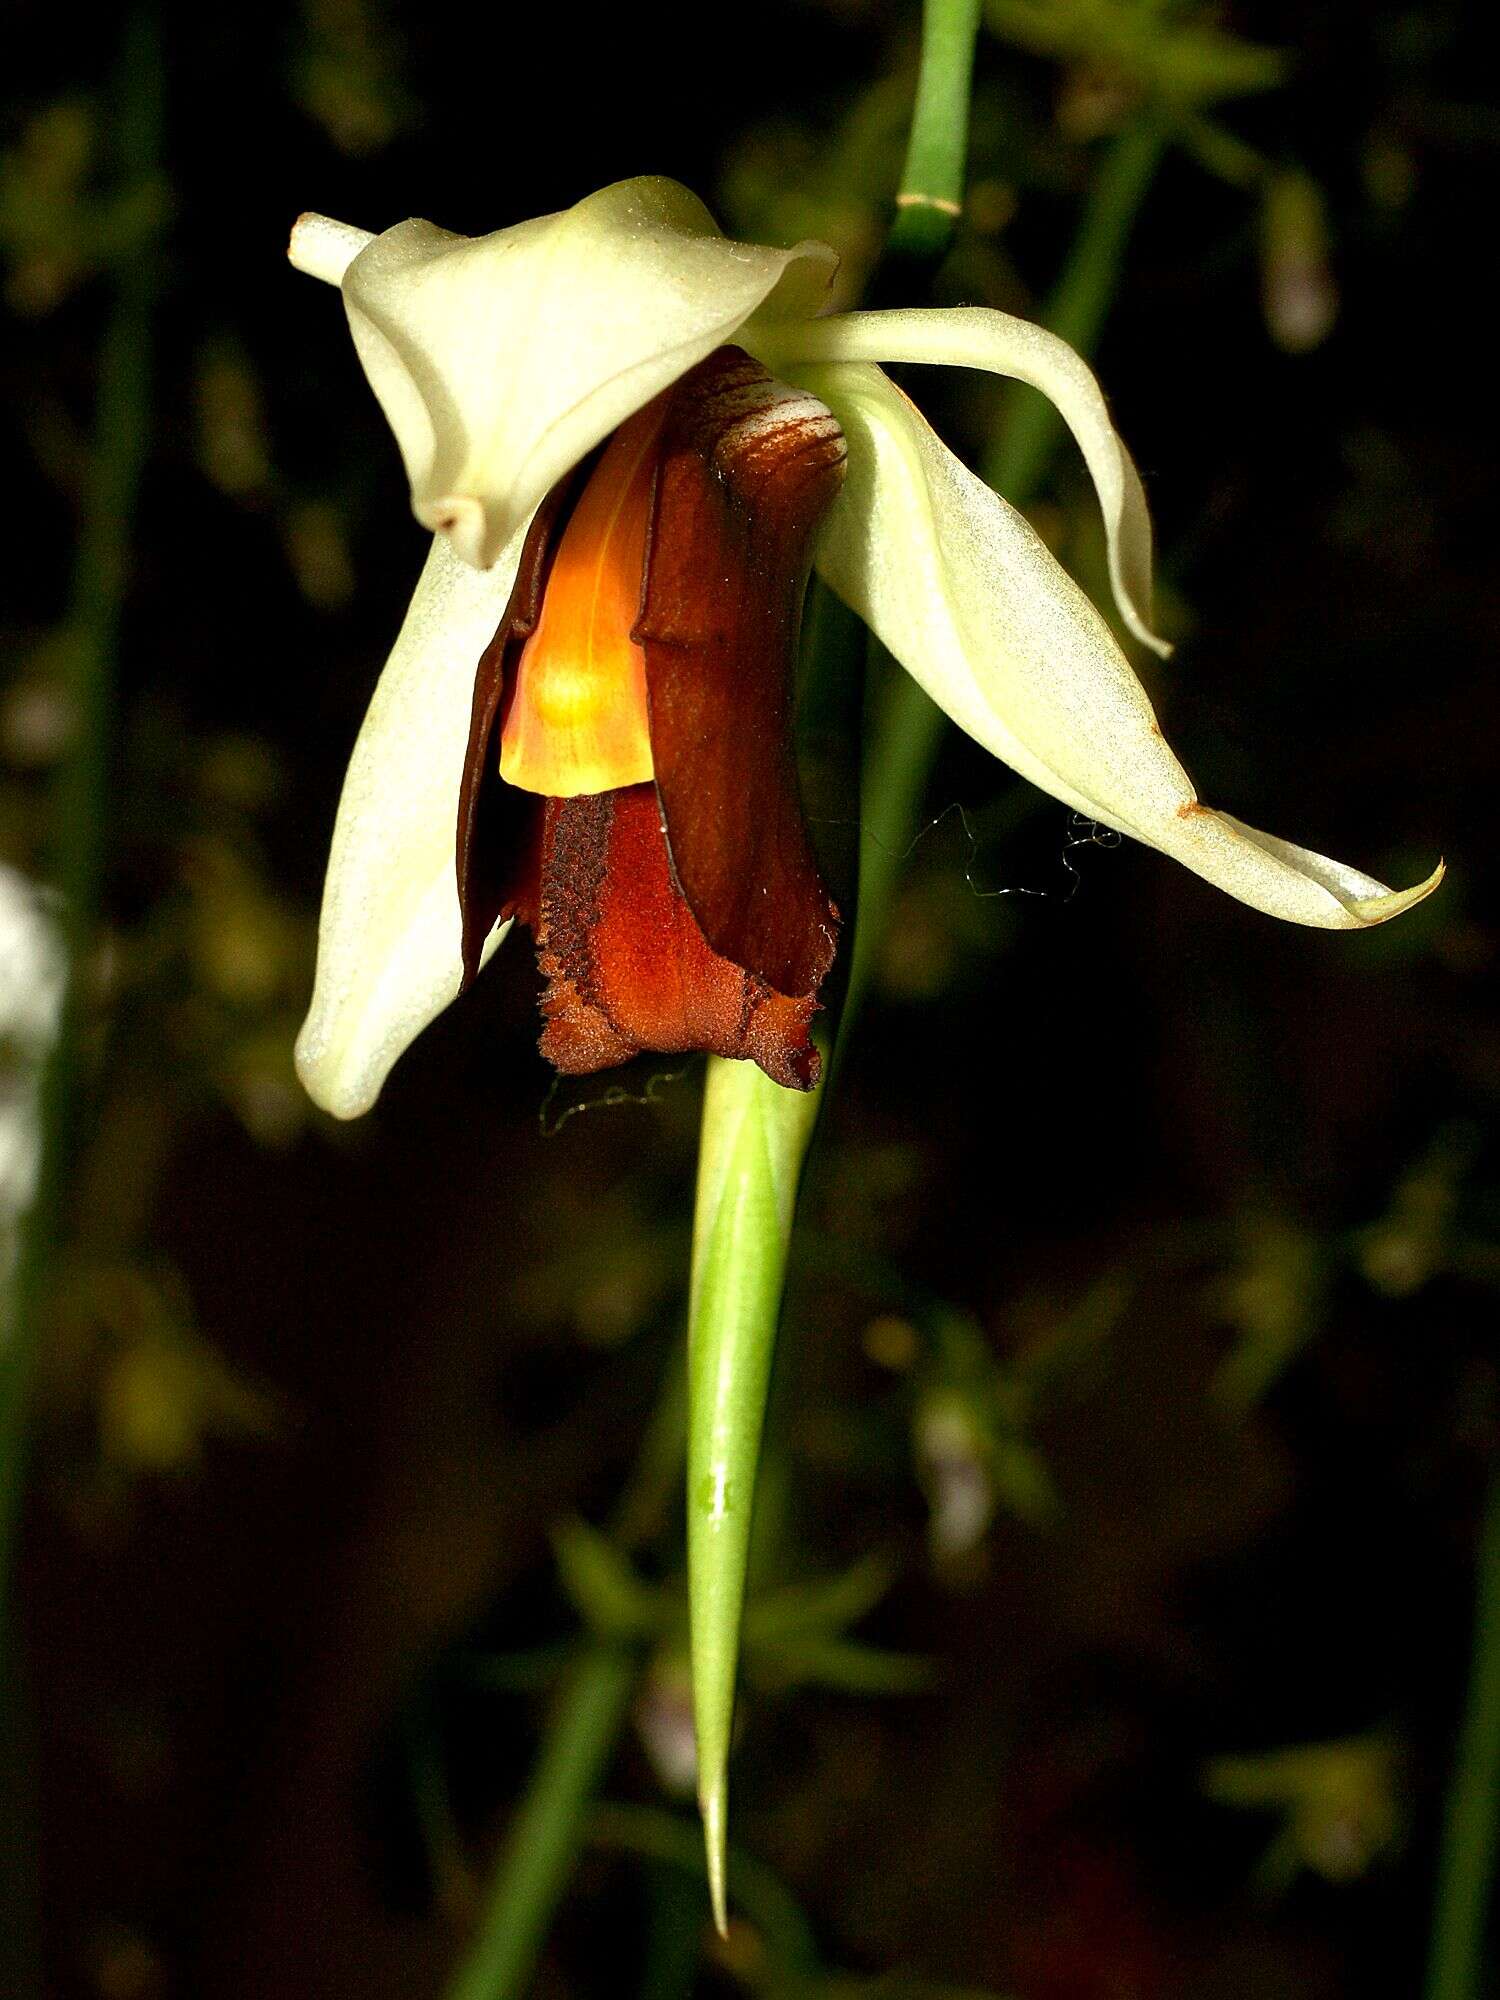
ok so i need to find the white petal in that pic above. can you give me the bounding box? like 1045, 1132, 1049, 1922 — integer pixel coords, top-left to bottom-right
805, 363, 1442, 929
295, 533, 523, 1119
763, 307, 1168, 656
333, 177, 837, 570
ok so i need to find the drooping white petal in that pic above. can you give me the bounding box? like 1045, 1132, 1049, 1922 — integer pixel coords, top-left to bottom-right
314, 177, 837, 572
761, 307, 1168, 657
805, 362, 1442, 928
295, 534, 523, 1119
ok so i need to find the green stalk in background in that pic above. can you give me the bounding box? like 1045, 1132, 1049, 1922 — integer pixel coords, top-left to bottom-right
881, 0, 984, 275
0, 3, 161, 1614
686, 1055, 823, 1934
441, 1345, 691, 2000
1425, 1459, 1500, 2000
0, 18, 161, 1994
838, 113, 1166, 1056
445, 1648, 637, 2000
980, 114, 1166, 500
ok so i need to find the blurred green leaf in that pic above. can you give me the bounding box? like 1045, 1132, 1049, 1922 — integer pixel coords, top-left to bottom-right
743, 1553, 895, 1646
552, 1517, 668, 1642
749, 1636, 936, 1697
1205, 1734, 1401, 1888
985, 0, 1285, 105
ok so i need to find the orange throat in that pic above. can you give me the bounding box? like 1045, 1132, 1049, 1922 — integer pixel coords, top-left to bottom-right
456, 344, 849, 1093
498, 404, 661, 798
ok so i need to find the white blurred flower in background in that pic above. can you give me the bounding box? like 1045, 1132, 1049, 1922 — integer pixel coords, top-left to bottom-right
0, 863, 64, 1296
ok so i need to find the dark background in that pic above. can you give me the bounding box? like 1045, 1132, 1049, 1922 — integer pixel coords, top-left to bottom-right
3, 1, 1495, 1995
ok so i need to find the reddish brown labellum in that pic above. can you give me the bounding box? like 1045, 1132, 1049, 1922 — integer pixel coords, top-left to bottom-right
531, 785, 820, 1091
456, 346, 846, 1090
638, 348, 846, 1002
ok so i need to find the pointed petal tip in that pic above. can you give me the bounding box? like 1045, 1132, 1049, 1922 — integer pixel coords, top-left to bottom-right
1108, 555, 1170, 661
1136, 622, 1173, 662
699, 1772, 730, 1938
1185, 813, 1446, 930
288, 212, 375, 285
1350, 854, 1445, 926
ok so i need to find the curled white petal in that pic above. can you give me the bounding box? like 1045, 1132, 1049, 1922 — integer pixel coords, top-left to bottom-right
295, 534, 521, 1119
334, 177, 837, 570
766, 306, 1168, 657
806, 362, 1442, 929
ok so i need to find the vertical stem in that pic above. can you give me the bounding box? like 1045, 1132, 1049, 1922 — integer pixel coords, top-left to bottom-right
0, 20, 160, 1995
1425, 1459, 1500, 2000
687, 1056, 822, 1933
441, 1351, 692, 2000
981, 114, 1167, 499
836, 116, 1167, 1056
445, 1647, 636, 2000
442, 49, 1163, 1999
881, 0, 985, 274
0, 6, 162, 1601
679, 0, 989, 1921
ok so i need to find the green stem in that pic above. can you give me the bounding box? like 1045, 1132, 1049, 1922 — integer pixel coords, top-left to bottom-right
439, 1340, 689, 1996
0, 1, 160, 1620
687, 1056, 822, 1933
836, 116, 1166, 1056
680, 0, 989, 1921
981, 114, 1167, 498
444, 1647, 636, 2000
880, 0, 984, 275
0, 21, 160, 1996
607, 1338, 689, 1555
437, 97, 1165, 2000
638, 1860, 707, 2000
1425, 1458, 1500, 2000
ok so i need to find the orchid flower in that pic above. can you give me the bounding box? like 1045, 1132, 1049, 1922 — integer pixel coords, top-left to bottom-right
288, 176, 1440, 1119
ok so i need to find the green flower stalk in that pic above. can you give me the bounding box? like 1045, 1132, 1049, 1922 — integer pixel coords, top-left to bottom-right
881, 0, 983, 272
445, 1647, 637, 2000
686, 1053, 822, 1933
2, 20, 161, 1996
1426, 1460, 1500, 2000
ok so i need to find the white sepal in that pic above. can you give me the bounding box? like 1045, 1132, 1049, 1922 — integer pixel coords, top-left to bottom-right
807, 362, 1441, 928
295, 533, 521, 1118
331, 177, 837, 571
